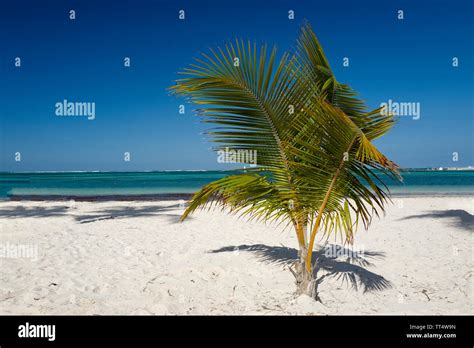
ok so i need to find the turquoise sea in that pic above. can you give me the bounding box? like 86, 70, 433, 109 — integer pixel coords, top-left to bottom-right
0, 170, 473, 200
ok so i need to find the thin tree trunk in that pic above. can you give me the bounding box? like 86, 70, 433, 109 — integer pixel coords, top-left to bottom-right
291, 221, 317, 297
292, 246, 316, 297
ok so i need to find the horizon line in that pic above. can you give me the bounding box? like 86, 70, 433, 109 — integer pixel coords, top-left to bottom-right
1, 166, 473, 174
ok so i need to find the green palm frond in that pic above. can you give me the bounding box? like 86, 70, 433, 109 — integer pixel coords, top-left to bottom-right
179, 172, 304, 238
169, 23, 402, 275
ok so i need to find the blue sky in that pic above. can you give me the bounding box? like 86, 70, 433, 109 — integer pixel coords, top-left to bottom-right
0, 0, 472, 171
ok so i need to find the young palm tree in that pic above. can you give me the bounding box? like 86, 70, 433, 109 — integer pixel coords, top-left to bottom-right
170, 23, 401, 297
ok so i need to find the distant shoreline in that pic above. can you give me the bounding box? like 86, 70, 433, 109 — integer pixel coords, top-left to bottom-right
4, 192, 474, 202
6, 193, 194, 202
1, 170, 472, 200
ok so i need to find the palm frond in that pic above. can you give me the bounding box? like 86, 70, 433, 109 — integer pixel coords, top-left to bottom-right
170, 23, 402, 274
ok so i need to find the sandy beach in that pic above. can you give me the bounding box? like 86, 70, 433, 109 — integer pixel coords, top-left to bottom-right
0, 196, 472, 315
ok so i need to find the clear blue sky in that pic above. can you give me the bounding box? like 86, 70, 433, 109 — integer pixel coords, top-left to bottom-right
0, 0, 472, 171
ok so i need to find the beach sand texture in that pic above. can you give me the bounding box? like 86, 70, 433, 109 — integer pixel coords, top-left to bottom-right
0, 196, 472, 315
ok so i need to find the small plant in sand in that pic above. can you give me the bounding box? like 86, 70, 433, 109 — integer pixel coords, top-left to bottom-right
170, 23, 401, 298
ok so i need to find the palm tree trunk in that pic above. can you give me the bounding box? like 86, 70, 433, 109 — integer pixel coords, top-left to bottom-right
289, 222, 316, 296
290, 234, 316, 297
293, 246, 317, 296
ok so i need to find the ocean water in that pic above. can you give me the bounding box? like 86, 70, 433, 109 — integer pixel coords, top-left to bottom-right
0, 170, 472, 200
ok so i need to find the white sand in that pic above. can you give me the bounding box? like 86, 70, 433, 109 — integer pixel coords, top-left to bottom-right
0, 196, 472, 315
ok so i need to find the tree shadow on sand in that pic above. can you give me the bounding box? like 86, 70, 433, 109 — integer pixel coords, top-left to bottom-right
399, 209, 473, 232
210, 244, 391, 294
0, 205, 70, 218
0, 204, 187, 224
74, 204, 187, 224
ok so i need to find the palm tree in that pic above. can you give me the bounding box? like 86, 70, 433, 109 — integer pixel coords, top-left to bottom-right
170, 23, 401, 297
